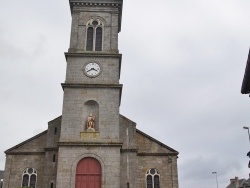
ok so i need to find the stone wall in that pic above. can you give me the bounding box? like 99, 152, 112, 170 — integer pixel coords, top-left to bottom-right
56, 146, 121, 188
3, 154, 45, 188
60, 87, 120, 142
69, 7, 120, 53
136, 155, 178, 188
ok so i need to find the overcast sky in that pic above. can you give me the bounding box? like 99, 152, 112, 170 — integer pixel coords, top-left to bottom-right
1, 0, 250, 187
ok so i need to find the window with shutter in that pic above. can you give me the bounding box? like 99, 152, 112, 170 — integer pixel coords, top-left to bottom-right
86, 27, 94, 51
95, 27, 102, 51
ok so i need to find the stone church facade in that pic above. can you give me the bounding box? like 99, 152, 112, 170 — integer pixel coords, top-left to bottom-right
3, 0, 179, 188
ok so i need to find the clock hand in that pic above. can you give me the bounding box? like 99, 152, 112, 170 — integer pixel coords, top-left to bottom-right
87, 68, 94, 72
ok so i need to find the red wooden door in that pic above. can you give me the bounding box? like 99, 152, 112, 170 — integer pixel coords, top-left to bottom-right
76, 157, 101, 188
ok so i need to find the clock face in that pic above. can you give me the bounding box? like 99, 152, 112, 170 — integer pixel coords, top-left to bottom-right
84, 62, 101, 77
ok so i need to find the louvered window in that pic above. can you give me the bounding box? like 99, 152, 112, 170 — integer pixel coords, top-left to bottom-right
86, 27, 94, 51
21, 168, 37, 188
146, 169, 160, 188
95, 27, 102, 51
86, 19, 103, 51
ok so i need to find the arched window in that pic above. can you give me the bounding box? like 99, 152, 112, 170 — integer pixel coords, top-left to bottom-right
86, 19, 103, 51
146, 169, 160, 188
21, 168, 37, 188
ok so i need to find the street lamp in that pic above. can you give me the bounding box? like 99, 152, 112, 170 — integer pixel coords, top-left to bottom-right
212, 172, 218, 188
0, 179, 3, 188
243, 126, 250, 143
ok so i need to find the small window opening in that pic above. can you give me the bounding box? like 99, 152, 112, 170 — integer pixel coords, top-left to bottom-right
50, 182, 54, 188
53, 154, 56, 162
54, 127, 57, 135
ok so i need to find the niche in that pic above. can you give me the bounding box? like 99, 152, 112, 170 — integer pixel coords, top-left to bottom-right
83, 100, 99, 131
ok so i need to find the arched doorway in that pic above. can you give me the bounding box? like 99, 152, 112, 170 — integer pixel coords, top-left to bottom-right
75, 157, 101, 188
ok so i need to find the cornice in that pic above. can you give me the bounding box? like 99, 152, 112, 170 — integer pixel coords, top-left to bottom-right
58, 141, 123, 147
69, 0, 123, 32
61, 83, 123, 105
137, 153, 178, 156
44, 147, 59, 151
65, 52, 122, 59
61, 83, 122, 89
121, 148, 138, 153
5, 151, 45, 155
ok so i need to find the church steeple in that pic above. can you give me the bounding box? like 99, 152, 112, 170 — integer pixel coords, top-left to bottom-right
56, 1, 124, 186
68, 0, 123, 53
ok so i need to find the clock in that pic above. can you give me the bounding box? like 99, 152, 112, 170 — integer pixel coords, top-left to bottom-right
84, 62, 102, 77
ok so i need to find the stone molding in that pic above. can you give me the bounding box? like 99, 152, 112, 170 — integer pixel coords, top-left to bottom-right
64, 52, 122, 60
61, 83, 122, 89
44, 147, 58, 151
61, 83, 123, 105
69, 0, 123, 31
137, 153, 178, 156
5, 151, 45, 155
58, 141, 123, 147
70, 153, 106, 188
121, 149, 138, 153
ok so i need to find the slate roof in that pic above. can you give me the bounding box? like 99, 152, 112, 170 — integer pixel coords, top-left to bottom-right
241, 48, 250, 94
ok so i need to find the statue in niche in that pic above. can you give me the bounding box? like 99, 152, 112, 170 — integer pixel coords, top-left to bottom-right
86, 113, 95, 131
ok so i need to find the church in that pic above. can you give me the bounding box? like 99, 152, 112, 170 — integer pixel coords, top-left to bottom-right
3, 0, 179, 187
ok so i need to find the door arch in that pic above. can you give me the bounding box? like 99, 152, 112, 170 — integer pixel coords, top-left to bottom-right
75, 157, 101, 188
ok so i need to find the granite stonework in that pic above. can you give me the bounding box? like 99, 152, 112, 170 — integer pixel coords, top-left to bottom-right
69, 8, 119, 53
4, 115, 178, 188
3, 0, 179, 187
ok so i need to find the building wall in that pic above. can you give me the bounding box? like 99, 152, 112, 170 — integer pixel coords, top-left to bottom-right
69, 7, 119, 53
3, 154, 45, 188
136, 155, 178, 188
56, 146, 121, 188
42, 117, 61, 188
60, 87, 120, 142
65, 56, 121, 84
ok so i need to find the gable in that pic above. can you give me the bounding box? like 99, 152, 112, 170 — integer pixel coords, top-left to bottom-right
119, 114, 178, 155
5, 131, 47, 154
241, 48, 250, 94
136, 129, 178, 155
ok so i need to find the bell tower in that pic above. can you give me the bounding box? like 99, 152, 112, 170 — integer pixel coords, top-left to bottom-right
56, 0, 123, 187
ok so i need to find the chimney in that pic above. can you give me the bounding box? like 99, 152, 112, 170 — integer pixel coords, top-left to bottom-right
235, 177, 239, 188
